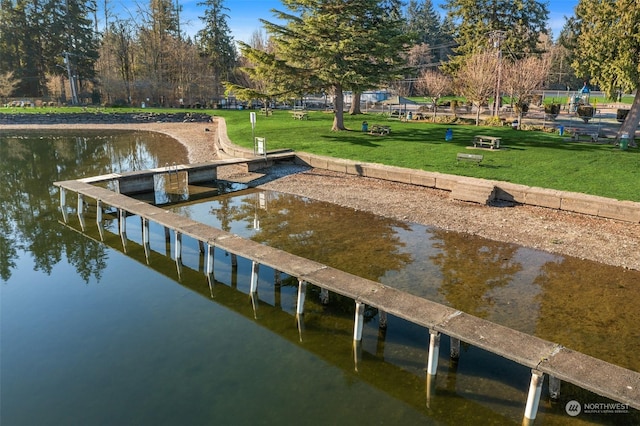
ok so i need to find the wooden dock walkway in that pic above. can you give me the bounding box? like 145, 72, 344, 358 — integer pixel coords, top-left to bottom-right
54, 175, 640, 421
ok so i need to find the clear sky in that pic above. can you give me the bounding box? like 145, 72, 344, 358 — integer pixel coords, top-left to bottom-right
126, 0, 580, 43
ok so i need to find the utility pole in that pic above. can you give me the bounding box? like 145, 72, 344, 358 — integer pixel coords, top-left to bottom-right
488, 30, 506, 117
64, 0, 79, 105
63, 52, 79, 105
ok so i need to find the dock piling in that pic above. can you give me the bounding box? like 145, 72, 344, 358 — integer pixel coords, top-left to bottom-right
549, 375, 561, 399
174, 231, 182, 261
450, 337, 460, 360
523, 369, 544, 423
77, 194, 85, 230
250, 261, 259, 294
320, 288, 329, 304
427, 331, 440, 376
118, 209, 126, 235
296, 279, 307, 316
353, 302, 365, 341
205, 243, 214, 276
379, 310, 388, 329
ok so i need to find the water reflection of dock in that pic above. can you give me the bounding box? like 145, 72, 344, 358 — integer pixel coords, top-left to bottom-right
55, 164, 640, 423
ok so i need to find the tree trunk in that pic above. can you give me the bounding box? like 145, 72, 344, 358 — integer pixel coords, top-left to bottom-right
618, 85, 640, 146
332, 84, 346, 131
349, 90, 362, 114
475, 103, 481, 126
432, 97, 437, 120
518, 111, 523, 130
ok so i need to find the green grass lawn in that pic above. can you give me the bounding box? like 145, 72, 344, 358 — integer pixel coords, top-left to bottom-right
214, 109, 638, 202
3, 106, 638, 202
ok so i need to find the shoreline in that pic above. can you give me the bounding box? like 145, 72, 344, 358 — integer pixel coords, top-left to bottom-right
2, 120, 639, 271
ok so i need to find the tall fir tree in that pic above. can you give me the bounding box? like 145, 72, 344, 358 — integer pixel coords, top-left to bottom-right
0, 0, 98, 99
442, 0, 548, 71
572, 0, 640, 144
234, 0, 410, 131
197, 0, 236, 99
404, 0, 441, 46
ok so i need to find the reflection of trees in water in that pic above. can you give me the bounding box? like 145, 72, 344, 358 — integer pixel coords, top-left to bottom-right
533, 257, 640, 371
430, 229, 522, 319
212, 191, 413, 282
0, 130, 188, 283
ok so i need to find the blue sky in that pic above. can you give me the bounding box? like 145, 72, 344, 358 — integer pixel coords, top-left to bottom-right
121, 0, 579, 43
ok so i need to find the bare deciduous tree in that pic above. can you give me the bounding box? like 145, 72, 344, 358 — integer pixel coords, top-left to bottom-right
0, 72, 19, 103
502, 55, 551, 128
415, 69, 452, 119
454, 51, 498, 125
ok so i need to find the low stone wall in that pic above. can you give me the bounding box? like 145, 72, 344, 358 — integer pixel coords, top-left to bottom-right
292, 153, 640, 224
0, 112, 213, 125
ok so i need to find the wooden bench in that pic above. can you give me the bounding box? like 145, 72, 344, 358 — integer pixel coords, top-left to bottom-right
369, 124, 391, 135
260, 108, 272, 116
291, 110, 308, 120
473, 135, 501, 149
457, 153, 483, 165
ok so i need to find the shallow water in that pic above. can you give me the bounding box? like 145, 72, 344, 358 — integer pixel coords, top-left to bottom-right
168, 189, 640, 372
1, 130, 637, 425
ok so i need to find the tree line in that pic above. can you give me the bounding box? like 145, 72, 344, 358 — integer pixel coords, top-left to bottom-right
0, 0, 638, 139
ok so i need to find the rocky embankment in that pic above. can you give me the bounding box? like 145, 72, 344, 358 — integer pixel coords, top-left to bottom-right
0, 111, 213, 125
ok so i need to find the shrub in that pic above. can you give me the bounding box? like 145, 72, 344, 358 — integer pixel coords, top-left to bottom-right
483, 116, 504, 127
577, 105, 594, 123
616, 109, 630, 122
544, 103, 560, 119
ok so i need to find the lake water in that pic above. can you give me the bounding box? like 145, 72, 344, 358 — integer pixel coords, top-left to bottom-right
1, 130, 638, 425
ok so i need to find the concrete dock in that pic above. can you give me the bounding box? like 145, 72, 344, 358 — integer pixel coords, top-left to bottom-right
54, 170, 640, 421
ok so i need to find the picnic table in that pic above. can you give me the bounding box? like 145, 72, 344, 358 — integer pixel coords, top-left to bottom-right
260, 107, 272, 116
473, 135, 501, 149
567, 127, 598, 142
291, 110, 308, 120
369, 124, 391, 135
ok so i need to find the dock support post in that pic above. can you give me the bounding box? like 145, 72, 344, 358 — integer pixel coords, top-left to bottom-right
450, 337, 460, 360
164, 227, 170, 256
353, 302, 365, 341
205, 243, 214, 276
320, 288, 329, 305
249, 261, 259, 294
549, 375, 561, 399
379, 310, 388, 329
60, 188, 68, 222
142, 218, 149, 245
77, 194, 85, 230
523, 369, 544, 423
96, 200, 104, 240
174, 231, 182, 261
118, 209, 126, 235
96, 200, 102, 225
427, 331, 440, 376
77, 193, 83, 215
296, 279, 307, 316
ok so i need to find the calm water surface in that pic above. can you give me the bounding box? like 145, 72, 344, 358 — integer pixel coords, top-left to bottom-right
1, 130, 638, 425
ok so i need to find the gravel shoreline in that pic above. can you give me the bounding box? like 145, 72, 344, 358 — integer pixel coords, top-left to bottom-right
2, 120, 639, 271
